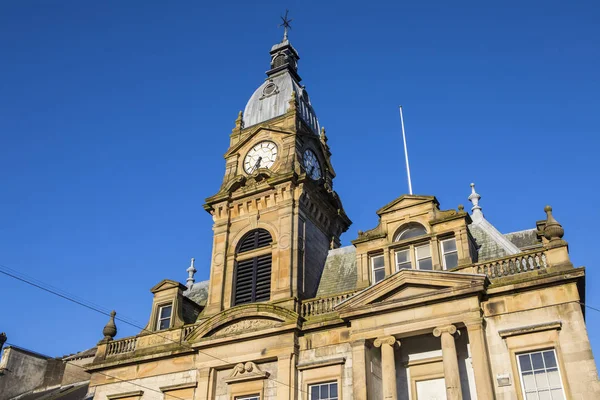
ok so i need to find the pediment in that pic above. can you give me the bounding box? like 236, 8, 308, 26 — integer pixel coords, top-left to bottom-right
150, 279, 187, 293
224, 125, 293, 157
336, 269, 487, 312
185, 303, 299, 341
376, 195, 439, 216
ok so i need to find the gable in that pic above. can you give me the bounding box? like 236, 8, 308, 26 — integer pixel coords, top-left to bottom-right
376, 195, 439, 216
225, 125, 293, 158
150, 279, 186, 293
336, 269, 487, 312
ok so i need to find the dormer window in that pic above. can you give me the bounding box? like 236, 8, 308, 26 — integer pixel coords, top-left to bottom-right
156, 304, 172, 331
234, 229, 273, 305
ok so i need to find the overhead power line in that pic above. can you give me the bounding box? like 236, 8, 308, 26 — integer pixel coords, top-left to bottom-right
0, 262, 308, 395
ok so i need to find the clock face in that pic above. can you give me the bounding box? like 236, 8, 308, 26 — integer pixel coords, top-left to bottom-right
243, 141, 278, 174
303, 149, 322, 180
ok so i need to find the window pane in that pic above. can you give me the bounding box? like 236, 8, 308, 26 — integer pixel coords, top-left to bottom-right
397, 225, 427, 240
374, 268, 385, 283
418, 258, 432, 270
520, 354, 533, 371
522, 371, 536, 391
442, 239, 457, 252
543, 351, 557, 368
532, 353, 544, 370
311, 388, 319, 400
550, 389, 564, 400
538, 390, 552, 400
547, 369, 561, 387
444, 253, 458, 269
159, 318, 170, 330
372, 255, 384, 269
535, 371, 549, 389
160, 305, 172, 318
395, 250, 409, 263
416, 244, 430, 259
320, 385, 328, 398
525, 393, 538, 400
330, 383, 338, 397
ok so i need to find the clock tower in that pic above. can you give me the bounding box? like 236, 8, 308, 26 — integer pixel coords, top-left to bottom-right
202, 27, 351, 316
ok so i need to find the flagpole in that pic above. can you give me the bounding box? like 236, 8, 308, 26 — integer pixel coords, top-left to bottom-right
399, 105, 413, 195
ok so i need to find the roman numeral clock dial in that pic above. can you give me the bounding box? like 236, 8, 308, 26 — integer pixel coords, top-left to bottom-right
243, 141, 278, 174
303, 149, 322, 180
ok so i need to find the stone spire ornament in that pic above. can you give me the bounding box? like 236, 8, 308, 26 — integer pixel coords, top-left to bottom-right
543, 206, 565, 244
288, 90, 297, 112
0, 332, 6, 353
100, 311, 117, 343
186, 258, 197, 289
468, 183, 483, 220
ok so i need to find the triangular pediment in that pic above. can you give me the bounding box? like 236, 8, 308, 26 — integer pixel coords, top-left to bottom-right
376, 195, 439, 216
150, 279, 187, 294
336, 270, 487, 312
225, 125, 293, 158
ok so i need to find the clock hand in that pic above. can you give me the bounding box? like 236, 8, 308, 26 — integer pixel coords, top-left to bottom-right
253, 156, 262, 171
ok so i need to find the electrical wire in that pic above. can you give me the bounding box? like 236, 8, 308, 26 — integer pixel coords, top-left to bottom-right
0, 263, 308, 395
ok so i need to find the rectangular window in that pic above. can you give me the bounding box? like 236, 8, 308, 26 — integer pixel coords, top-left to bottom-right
309, 382, 338, 400
415, 244, 432, 270
517, 349, 565, 400
371, 254, 385, 284
395, 249, 411, 270
441, 238, 458, 269
235, 396, 259, 400
156, 304, 172, 331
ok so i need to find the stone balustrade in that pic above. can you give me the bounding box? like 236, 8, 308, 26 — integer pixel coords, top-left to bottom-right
455, 249, 548, 279
106, 336, 137, 356
300, 290, 359, 318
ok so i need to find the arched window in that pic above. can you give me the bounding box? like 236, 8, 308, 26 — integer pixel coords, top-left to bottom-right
273, 54, 287, 68
394, 223, 428, 242
233, 229, 272, 305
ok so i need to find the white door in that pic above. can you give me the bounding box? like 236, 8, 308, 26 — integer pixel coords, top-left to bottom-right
416, 378, 447, 400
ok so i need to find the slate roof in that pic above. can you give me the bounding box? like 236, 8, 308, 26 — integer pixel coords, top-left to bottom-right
505, 229, 542, 251
184, 280, 209, 306
316, 246, 358, 297
9, 381, 89, 400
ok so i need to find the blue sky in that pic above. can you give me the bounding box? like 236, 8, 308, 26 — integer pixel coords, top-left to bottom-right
1, 0, 599, 364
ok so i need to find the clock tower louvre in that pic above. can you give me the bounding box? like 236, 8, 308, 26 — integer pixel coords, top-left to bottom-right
202, 30, 351, 317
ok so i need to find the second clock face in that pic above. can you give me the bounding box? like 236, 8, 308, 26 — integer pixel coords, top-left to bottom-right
303, 149, 322, 180
244, 141, 278, 174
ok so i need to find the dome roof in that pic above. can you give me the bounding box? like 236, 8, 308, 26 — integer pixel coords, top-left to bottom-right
243, 70, 320, 134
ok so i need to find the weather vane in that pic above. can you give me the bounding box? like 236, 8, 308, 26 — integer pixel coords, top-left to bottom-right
279, 9, 292, 41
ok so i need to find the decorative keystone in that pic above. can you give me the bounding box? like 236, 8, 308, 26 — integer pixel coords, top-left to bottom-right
100, 311, 117, 343
433, 324, 458, 337
373, 336, 399, 348
543, 206, 565, 242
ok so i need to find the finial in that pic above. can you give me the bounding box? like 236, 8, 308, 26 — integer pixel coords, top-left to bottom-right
468, 183, 483, 219
320, 127, 328, 143
458, 204, 464, 212
234, 110, 244, 130
0, 332, 6, 352
543, 205, 565, 242
186, 258, 197, 289
279, 10, 293, 42
288, 90, 297, 111
100, 311, 117, 343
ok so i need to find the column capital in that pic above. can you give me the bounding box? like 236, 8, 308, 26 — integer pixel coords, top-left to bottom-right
373, 336, 399, 348
433, 324, 457, 337
464, 319, 484, 331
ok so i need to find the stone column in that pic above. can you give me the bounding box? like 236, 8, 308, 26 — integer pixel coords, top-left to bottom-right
351, 340, 369, 400
433, 325, 463, 400
465, 321, 495, 400
374, 336, 399, 400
